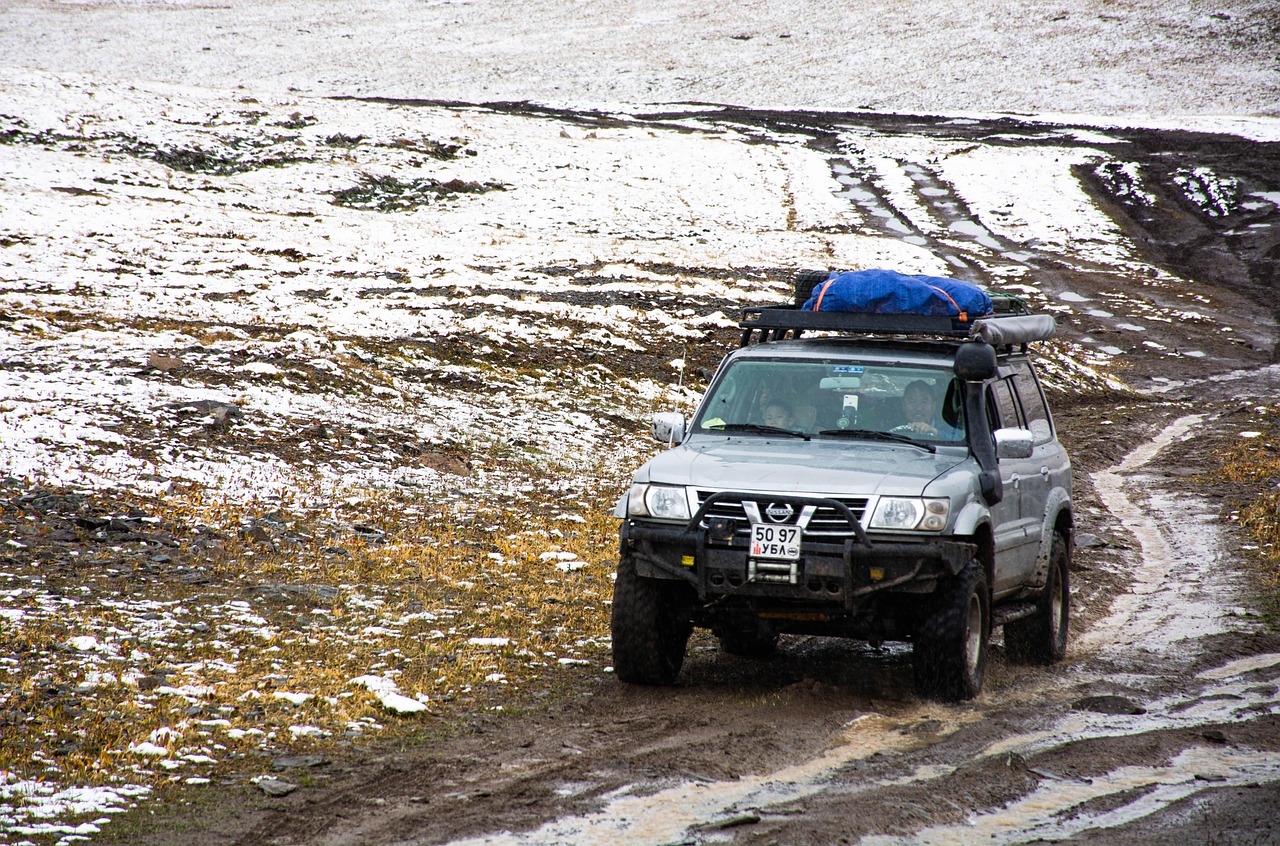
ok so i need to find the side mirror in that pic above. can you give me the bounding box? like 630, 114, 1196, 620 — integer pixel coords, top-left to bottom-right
653, 412, 686, 445
995, 427, 1035, 460
954, 341, 997, 381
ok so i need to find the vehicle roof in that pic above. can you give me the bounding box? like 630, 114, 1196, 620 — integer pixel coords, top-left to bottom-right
727, 336, 1026, 365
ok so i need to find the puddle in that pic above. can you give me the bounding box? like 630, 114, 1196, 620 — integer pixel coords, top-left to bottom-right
1145, 361, 1280, 402
859, 747, 1280, 846
1081, 414, 1241, 653
899, 645, 1280, 841
1249, 190, 1280, 209
1058, 291, 1092, 303
946, 219, 1002, 250
444, 709, 979, 846
1197, 652, 1280, 681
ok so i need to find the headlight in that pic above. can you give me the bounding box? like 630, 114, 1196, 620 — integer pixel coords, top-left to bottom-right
627, 483, 692, 521
869, 497, 949, 531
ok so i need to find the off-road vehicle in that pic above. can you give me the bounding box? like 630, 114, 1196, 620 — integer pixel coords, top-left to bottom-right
611, 279, 1072, 701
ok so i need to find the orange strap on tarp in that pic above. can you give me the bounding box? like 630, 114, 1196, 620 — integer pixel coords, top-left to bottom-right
811, 279, 834, 311
926, 284, 967, 322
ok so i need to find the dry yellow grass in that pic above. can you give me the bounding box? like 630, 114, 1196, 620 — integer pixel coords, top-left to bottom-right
0, 459, 627, 798
1218, 422, 1280, 602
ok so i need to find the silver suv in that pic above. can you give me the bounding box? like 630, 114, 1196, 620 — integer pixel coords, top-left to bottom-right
611, 298, 1072, 701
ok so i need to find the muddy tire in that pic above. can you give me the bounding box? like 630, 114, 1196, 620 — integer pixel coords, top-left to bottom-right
912, 559, 989, 702
1005, 531, 1070, 664
717, 620, 779, 658
611, 556, 693, 685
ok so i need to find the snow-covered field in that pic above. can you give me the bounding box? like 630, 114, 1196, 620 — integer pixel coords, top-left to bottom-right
1, 0, 1277, 119
1, 1, 1277, 841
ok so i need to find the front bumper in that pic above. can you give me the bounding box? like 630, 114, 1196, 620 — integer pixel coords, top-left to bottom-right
621, 493, 975, 612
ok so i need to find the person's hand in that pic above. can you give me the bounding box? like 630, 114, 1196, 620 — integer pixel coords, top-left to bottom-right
891, 422, 937, 436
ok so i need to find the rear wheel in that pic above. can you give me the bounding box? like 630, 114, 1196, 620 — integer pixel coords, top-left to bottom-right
913, 559, 989, 702
611, 556, 693, 685
1006, 531, 1070, 664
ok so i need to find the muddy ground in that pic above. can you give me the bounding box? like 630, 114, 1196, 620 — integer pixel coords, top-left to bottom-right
19, 109, 1280, 844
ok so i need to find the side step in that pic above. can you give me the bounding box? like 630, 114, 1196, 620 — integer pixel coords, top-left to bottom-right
991, 601, 1038, 627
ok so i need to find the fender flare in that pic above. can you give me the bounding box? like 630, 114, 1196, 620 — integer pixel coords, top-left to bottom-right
952, 500, 991, 538
1030, 488, 1073, 587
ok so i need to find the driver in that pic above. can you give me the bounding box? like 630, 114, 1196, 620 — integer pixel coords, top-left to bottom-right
894, 380, 961, 439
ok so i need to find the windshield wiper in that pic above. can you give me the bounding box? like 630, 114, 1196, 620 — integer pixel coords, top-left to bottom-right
817, 428, 936, 453
711, 423, 810, 441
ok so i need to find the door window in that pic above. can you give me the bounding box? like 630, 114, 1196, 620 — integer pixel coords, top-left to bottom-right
987, 379, 1023, 431
1010, 362, 1053, 445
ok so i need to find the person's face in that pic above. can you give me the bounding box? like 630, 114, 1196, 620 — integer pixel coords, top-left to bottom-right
763, 405, 793, 428
903, 389, 935, 423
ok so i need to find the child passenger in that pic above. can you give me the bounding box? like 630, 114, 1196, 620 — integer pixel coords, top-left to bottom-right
762, 401, 795, 430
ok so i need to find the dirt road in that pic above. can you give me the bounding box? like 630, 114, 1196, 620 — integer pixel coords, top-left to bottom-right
86, 108, 1280, 845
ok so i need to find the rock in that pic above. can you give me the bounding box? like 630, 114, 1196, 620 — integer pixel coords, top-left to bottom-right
422, 452, 469, 476
353, 524, 387, 543
241, 525, 274, 544
1072, 695, 1146, 715
147, 352, 183, 372
256, 777, 298, 797
171, 399, 243, 421
272, 754, 330, 771
248, 583, 340, 603
696, 813, 761, 830
1075, 533, 1108, 549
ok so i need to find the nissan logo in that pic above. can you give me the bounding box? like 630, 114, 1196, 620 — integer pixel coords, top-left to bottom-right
764, 502, 794, 523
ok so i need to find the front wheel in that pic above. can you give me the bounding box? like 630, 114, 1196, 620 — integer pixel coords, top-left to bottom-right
1005, 531, 1070, 664
913, 559, 989, 702
611, 557, 693, 685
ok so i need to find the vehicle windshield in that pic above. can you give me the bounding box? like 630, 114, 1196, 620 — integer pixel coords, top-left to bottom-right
693, 359, 965, 444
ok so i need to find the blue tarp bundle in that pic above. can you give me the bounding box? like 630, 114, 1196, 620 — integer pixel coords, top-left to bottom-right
802, 269, 994, 320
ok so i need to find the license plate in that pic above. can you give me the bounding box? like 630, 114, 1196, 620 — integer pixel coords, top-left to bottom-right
749, 523, 801, 560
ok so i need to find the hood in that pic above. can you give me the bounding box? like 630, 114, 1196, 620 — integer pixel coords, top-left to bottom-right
638, 435, 969, 496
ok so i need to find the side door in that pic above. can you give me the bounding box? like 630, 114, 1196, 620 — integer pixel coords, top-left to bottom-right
1009, 359, 1069, 557
987, 376, 1040, 593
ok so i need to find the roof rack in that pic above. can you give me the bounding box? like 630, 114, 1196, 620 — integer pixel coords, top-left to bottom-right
738, 301, 1055, 348
740, 307, 969, 345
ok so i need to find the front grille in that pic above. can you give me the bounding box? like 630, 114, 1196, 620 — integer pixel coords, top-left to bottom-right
696, 491, 869, 540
